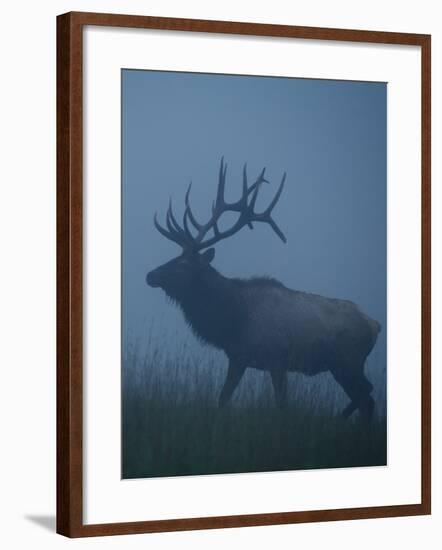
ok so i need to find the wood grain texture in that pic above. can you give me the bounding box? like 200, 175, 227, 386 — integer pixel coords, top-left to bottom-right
56, 12, 83, 538
56, 11, 431, 538
420, 36, 431, 516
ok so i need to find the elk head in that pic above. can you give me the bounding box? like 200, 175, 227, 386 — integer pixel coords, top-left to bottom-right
146, 158, 286, 297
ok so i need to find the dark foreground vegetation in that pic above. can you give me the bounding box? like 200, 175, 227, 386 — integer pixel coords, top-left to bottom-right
122, 337, 386, 479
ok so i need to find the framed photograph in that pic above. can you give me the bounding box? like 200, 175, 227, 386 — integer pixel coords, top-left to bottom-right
57, 11, 431, 537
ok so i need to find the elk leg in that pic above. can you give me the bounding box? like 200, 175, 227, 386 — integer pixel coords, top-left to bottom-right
332, 367, 374, 421
270, 369, 288, 409
218, 361, 246, 407
341, 400, 358, 419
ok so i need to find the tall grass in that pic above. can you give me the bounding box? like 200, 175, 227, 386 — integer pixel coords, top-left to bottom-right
122, 330, 387, 479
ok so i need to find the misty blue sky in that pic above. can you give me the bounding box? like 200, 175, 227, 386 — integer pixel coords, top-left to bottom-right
122, 69, 386, 365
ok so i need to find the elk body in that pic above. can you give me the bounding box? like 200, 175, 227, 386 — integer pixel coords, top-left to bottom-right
146, 159, 380, 419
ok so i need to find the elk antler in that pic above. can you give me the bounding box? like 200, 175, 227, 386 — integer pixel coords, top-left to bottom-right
154, 157, 287, 252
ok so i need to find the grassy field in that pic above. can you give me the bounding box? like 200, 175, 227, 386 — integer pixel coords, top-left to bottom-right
122, 332, 387, 479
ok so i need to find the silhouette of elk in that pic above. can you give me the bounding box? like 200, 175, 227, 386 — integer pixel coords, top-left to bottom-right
146, 158, 380, 419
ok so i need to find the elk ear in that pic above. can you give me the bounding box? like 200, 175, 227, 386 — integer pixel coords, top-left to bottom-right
201, 248, 215, 264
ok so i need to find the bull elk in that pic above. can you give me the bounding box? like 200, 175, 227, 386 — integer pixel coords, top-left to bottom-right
146, 158, 380, 419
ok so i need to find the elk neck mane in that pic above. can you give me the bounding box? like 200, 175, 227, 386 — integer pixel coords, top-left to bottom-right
165, 263, 286, 350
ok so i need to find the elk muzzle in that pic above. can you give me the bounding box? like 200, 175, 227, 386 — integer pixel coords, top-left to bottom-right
146, 269, 161, 288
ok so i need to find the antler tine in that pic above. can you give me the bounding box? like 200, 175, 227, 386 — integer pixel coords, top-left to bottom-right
215, 157, 228, 210
259, 167, 269, 183
256, 173, 287, 243
166, 199, 184, 237
241, 164, 255, 229
152, 198, 194, 250
243, 164, 269, 228
262, 172, 286, 216
166, 199, 178, 230
247, 167, 269, 195
248, 173, 264, 211
241, 164, 249, 208
182, 209, 195, 240
184, 182, 202, 231
268, 219, 287, 243
154, 212, 187, 247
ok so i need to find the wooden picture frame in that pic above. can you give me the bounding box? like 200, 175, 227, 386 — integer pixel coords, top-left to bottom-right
57, 11, 431, 537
